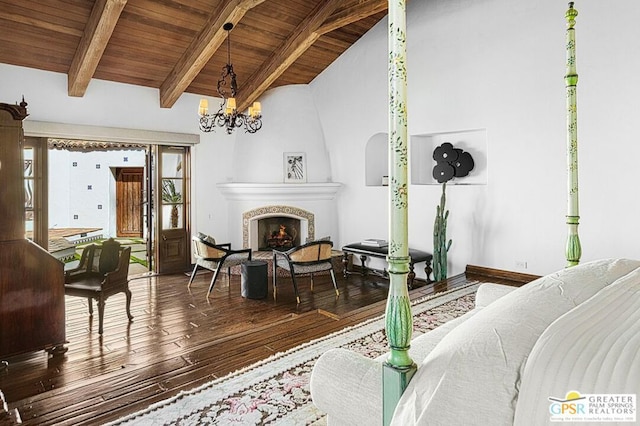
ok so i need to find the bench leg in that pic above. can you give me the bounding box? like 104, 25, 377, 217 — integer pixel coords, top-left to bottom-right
424, 260, 433, 283
359, 255, 368, 276
408, 263, 416, 289
342, 252, 350, 279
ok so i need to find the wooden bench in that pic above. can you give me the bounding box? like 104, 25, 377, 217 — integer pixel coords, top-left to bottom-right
341, 243, 433, 288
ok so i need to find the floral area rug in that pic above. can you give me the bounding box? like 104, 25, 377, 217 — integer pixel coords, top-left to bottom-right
107, 283, 480, 426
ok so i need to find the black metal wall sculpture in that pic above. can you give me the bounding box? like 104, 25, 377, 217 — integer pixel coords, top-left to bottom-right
432, 142, 475, 184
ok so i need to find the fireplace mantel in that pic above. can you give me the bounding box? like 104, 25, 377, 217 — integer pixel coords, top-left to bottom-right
217, 182, 342, 201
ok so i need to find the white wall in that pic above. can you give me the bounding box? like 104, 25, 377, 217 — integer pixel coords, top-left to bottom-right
311, 0, 640, 277
231, 85, 333, 184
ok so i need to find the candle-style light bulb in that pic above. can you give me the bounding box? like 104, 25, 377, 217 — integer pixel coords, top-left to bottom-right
198, 98, 208, 116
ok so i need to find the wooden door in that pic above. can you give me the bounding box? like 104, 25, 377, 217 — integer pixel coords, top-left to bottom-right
116, 167, 143, 237
156, 146, 190, 274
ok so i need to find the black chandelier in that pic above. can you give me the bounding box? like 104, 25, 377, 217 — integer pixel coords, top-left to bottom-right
198, 23, 262, 134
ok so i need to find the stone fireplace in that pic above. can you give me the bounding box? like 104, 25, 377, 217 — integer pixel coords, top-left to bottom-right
243, 205, 314, 251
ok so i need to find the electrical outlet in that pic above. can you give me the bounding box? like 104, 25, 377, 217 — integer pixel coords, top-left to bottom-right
515, 260, 528, 269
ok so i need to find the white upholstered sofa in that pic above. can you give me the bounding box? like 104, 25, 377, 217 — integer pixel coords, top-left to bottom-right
310, 258, 640, 425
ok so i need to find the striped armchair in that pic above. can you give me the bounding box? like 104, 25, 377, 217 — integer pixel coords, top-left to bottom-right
272, 240, 339, 303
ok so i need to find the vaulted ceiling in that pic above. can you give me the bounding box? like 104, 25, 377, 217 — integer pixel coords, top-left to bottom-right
0, 0, 387, 111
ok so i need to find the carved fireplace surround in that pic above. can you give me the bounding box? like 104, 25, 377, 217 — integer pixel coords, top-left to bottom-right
216, 182, 341, 251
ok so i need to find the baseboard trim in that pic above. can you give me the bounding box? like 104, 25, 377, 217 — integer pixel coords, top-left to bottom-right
465, 264, 540, 285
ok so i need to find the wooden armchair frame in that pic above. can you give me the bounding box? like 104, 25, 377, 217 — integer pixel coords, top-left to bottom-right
272, 240, 339, 304
188, 235, 252, 298
64, 238, 133, 334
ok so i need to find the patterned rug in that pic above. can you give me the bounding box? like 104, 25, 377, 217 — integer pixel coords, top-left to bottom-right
108, 283, 480, 426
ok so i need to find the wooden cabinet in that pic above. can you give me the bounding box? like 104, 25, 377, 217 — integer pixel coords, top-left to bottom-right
0, 240, 66, 358
0, 101, 66, 359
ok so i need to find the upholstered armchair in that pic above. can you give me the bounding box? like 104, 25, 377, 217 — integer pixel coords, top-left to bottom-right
272, 240, 339, 304
64, 238, 133, 334
188, 234, 252, 298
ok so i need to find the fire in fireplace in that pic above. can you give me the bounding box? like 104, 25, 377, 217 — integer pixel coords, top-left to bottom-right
258, 217, 301, 251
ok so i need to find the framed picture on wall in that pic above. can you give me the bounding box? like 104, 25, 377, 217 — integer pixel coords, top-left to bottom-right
284, 152, 307, 183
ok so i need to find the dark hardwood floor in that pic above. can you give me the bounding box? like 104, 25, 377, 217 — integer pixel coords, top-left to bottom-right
0, 264, 537, 425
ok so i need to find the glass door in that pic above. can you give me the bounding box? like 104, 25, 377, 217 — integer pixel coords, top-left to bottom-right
23, 137, 48, 248
155, 145, 190, 274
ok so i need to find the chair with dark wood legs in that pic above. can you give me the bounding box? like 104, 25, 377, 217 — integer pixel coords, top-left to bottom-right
64, 238, 133, 334
188, 234, 252, 297
272, 240, 339, 304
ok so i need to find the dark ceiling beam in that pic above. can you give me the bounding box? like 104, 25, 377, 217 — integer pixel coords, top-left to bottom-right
237, 0, 343, 112
159, 0, 266, 109
68, 0, 127, 97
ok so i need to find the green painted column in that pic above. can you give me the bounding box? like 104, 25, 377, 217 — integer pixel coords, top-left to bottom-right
565, 2, 581, 267
382, 0, 416, 424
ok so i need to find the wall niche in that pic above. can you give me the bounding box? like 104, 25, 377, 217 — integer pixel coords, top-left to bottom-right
364, 129, 488, 187
365, 132, 388, 186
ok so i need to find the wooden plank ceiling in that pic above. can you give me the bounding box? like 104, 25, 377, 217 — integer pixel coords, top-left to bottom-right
0, 0, 387, 110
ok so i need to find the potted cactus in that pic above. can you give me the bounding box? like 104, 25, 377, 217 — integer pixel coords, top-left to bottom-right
433, 182, 452, 281
432, 143, 474, 281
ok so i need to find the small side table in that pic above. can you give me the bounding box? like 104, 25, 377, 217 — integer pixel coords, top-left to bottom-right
241, 260, 268, 299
